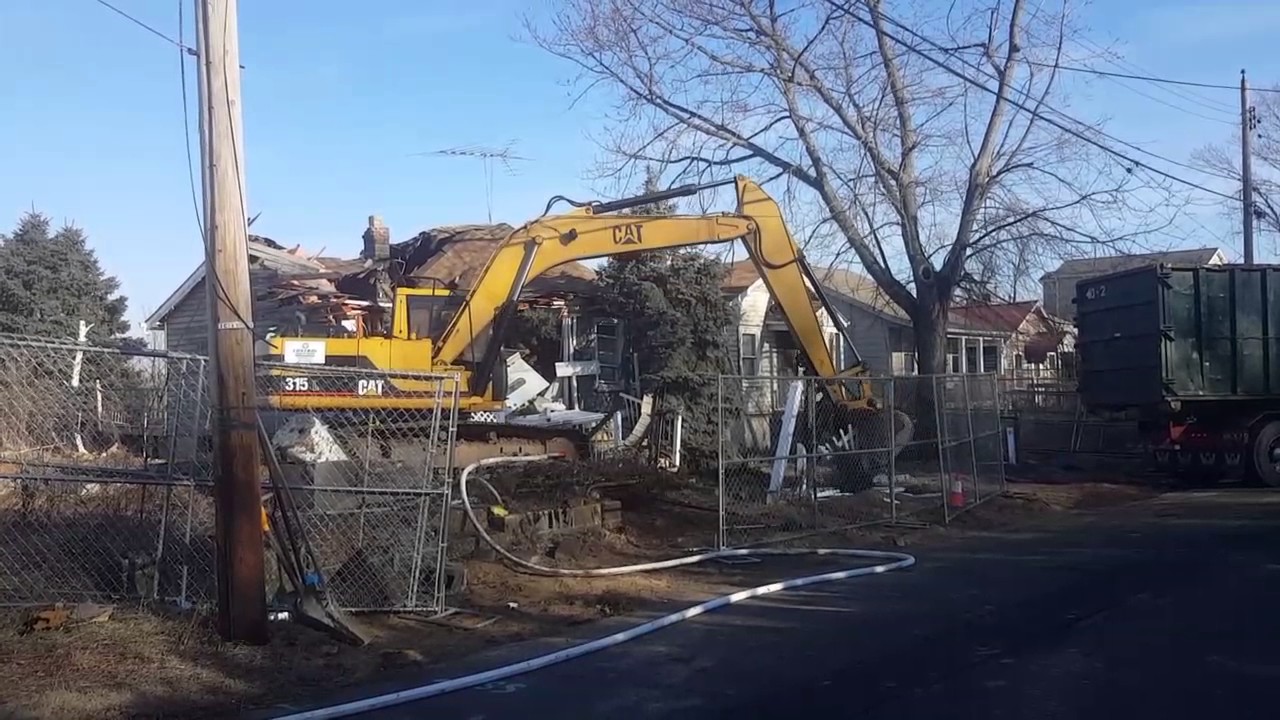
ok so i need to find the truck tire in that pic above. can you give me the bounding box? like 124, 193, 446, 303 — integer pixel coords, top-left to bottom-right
1249, 421, 1280, 488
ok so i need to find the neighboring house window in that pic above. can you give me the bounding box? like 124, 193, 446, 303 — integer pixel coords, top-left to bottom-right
947, 337, 961, 373
827, 332, 842, 369
982, 344, 999, 373
740, 333, 759, 375
596, 319, 622, 383
964, 342, 979, 374
1014, 352, 1025, 371
892, 352, 917, 375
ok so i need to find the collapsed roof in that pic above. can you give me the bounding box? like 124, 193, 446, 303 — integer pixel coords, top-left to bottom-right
257, 223, 599, 333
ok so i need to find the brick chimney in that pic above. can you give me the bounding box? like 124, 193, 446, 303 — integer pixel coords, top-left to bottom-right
362, 215, 390, 261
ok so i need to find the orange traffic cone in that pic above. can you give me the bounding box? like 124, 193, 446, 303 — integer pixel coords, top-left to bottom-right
948, 474, 966, 509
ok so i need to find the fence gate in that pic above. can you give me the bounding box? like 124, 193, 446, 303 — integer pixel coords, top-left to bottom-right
257, 363, 459, 613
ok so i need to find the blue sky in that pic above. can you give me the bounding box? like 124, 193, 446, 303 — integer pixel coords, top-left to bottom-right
2, 0, 1279, 336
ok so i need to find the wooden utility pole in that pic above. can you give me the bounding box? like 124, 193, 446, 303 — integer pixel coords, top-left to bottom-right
198, 0, 268, 644
1241, 69, 1256, 264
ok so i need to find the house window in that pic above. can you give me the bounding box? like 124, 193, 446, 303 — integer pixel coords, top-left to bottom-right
946, 337, 961, 373
964, 342, 979, 374
982, 344, 999, 373
1014, 352, 1025, 371
892, 352, 917, 375
595, 319, 622, 383
740, 333, 759, 376
828, 332, 843, 370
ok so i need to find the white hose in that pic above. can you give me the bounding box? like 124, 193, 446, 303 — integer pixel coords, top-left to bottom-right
271, 455, 915, 720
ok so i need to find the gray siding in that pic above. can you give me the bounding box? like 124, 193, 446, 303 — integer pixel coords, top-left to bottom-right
158, 268, 311, 355
832, 298, 895, 376
1041, 275, 1075, 320
162, 277, 211, 355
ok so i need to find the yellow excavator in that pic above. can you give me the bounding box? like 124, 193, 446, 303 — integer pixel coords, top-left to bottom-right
260, 176, 904, 477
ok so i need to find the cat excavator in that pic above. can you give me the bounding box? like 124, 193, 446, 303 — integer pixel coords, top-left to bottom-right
259, 176, 909, 481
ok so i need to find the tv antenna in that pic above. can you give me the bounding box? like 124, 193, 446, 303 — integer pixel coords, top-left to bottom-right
415, 141, 531, 223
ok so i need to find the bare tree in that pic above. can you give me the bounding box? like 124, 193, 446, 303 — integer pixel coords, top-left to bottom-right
529, 0, 1179, 374
1195, 87, 1280, 247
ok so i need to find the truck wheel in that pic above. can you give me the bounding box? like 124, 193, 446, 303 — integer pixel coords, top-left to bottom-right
1249, 421, 1280, 488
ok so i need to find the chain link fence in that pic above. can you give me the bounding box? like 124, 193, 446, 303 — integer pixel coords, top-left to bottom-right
0, 334, 215, 607
717, 373, 1006, 547
998, 377, 1144, 470
257, 362, 459, 613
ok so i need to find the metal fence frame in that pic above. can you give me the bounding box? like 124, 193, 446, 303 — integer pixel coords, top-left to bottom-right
997, 376, 1145, 467
1, 336, 463, 613
0, 334, 215, 607
257, 361, 460, 614
716, 372, 1006, 549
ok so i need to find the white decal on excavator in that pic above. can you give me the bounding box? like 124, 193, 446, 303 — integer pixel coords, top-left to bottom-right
357, 379, 385, 396
283, 376, 311, 392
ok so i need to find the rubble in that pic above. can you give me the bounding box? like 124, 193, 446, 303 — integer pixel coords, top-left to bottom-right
255, 221, 599, 336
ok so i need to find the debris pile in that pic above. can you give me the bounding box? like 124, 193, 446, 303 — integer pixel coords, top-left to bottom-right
254, 219, 600, 337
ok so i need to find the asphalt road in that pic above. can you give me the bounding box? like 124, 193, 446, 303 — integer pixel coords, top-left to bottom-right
275, 489, 1280, 720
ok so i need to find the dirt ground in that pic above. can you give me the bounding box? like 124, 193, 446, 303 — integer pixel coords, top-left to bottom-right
0, 471, 1161, 720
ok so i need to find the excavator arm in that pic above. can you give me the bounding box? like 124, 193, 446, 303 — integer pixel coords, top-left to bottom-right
436, 176, 873, 408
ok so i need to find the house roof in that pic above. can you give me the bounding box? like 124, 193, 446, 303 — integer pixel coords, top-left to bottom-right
949, 300, 1040, 334
721, 260, 907, 320
1041, 247, 1224, 280
723, 259, 1058, 337
146, 226, 597, 329
145, 237, 331, 328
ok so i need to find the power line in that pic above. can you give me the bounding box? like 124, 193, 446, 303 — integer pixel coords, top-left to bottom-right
1072, 36, 1236, 114
947, 43, 1236, 121
95, 0, 193, 54
825, 2, 1240, 201
1074, 72, 1236, 126
1031, 60, 1280, 95
929, 32, 1238, 181
179, 1, 203, 234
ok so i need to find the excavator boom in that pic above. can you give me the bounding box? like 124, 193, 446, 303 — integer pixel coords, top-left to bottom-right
437, 176, 871, 406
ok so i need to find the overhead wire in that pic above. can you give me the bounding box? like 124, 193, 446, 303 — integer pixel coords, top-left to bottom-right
927, 32, 1239, 182
944, 43, 1236, 122
1033, 58, 1280, 95
1057, 36, 1238, 113
823, 1, 1241, 202
95, 0, 193, 54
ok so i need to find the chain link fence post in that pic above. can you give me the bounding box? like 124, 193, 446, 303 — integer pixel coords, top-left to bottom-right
717, 374, 726, 551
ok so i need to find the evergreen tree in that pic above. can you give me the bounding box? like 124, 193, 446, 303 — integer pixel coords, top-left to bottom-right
0, 212, 130, 340
596, 168, 737, 472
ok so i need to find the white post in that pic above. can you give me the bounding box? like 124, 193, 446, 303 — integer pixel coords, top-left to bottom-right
71, 321, 93, 455
671, 412, 683, 470
767, 379, 805, 504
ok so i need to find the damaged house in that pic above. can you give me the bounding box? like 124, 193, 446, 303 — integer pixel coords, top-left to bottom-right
144, 219, 626, 408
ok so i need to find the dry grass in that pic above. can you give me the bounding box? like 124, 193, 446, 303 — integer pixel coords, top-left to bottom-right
0, 476, 1164, 719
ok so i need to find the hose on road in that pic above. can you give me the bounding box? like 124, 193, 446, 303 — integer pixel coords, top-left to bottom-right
272, 454, 916, 720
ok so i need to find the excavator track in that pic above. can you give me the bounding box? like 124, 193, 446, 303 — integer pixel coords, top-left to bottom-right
267, 408, 599, 477
453, 421, 592, 467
